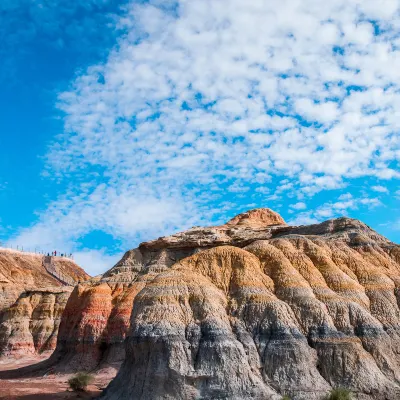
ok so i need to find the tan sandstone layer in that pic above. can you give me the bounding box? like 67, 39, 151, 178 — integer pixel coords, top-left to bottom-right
45, 209, 400, 399
0, 249, 89, 356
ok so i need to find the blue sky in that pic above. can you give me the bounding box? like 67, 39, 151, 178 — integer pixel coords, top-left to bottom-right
0, 0, 399, 275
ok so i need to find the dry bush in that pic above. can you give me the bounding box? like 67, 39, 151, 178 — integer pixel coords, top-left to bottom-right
68, 372, 94, 391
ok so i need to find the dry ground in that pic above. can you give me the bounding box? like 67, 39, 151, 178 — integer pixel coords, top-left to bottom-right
0, 354, 116, 400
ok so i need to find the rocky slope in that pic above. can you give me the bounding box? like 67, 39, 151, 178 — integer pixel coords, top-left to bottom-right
0, 249, 89, 356
50, 209, 400, 399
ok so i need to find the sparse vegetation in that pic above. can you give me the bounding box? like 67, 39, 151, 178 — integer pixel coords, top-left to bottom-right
325, 387, 353, 400
68, 372, 94, 392
281, 396, 291, 400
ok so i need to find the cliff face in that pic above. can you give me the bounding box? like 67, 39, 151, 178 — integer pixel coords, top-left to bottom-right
52, 249, 155, 371
0, 288, 71, 355
51, 209, 400, 399
0, 249, 89, 356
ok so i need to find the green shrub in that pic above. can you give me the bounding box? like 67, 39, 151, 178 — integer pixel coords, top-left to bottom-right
325, 388, 353, 400
68, 372, 94, 391
282, 396, 291, 400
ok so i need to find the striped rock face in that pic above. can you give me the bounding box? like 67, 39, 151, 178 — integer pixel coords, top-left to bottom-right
0, 250, 89, 356
0, 289, 71, 355
53, 210, 400, 399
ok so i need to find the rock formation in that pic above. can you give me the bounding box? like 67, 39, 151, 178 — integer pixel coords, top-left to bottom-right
226, 207, 286, 227
0, 249, 89, 356
49, 208, 400, 399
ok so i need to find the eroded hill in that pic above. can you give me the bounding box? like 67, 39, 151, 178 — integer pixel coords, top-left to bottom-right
0, 249, 89, 356
48, 209, 400, 399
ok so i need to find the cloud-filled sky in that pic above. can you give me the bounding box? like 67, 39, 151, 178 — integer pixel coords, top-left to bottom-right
1, 0, 400, 275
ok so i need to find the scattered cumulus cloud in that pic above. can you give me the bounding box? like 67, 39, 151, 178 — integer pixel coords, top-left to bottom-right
290, 202, 307, 210
371, 185, 389, 193
287, 194, 381, 226
7, 0, 400, 273
338, 193, 353, 201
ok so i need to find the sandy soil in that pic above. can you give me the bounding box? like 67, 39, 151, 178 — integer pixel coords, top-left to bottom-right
0, 354, 116, 400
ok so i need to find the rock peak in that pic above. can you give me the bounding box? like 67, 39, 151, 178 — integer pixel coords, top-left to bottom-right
225, 208, 286, 228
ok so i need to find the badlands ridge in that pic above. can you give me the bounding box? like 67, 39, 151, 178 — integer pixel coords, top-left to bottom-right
2, 208, 400, 400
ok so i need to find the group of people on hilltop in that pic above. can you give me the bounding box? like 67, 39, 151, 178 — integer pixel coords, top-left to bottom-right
46, 251, 73, 258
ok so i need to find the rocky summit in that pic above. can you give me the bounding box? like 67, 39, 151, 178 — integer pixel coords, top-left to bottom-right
0, 249, 89, 356
49, 208, 399, 399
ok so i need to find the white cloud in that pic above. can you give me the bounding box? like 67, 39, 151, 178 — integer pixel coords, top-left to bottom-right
287, 214, 320, 226
73, 249, 122, 277
295, 99, 339, 124
290, 202, 307, 210
371, 185, 389, 193
8, 0, 400, 273
338, 193, 353, 201
287, 194, 381, 226
359, 198, 382, 207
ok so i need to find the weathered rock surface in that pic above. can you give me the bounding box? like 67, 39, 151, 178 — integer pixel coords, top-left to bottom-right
0, 288, 72, 356
0, 249, 89, 356
226, 207, 286, 227
49, 208, 400, 399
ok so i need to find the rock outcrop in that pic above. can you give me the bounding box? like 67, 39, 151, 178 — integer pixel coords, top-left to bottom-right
0, 288, 72, 356
0, 249, 89, 356
49, 209, 400, 399
226, 207, 286, 227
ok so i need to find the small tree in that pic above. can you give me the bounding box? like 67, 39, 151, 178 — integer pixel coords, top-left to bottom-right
326, 388, 353, 400
68, 372, 94, 392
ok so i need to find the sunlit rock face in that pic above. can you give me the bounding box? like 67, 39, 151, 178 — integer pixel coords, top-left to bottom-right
225, 207, 286, 227
53, 210, 400, 399
0, 250, 89, 356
